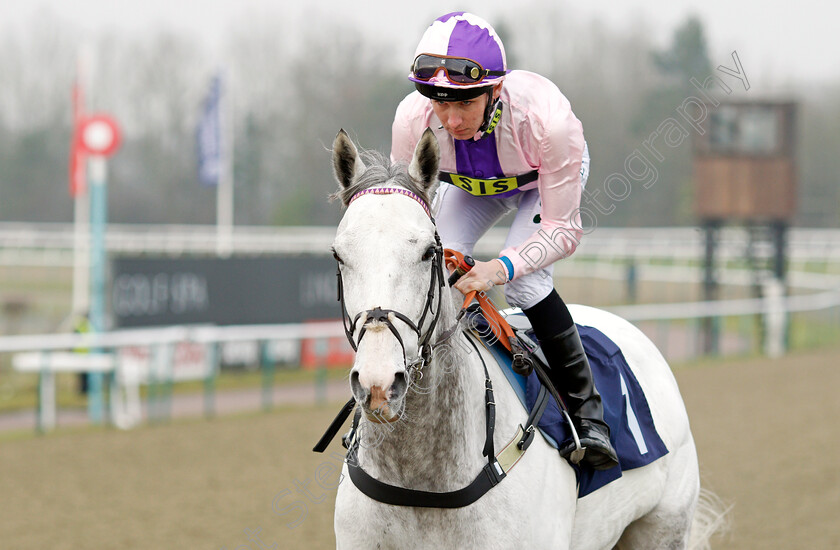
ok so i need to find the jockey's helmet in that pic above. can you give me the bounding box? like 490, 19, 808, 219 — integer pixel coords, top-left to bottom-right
409, 12, 508, 103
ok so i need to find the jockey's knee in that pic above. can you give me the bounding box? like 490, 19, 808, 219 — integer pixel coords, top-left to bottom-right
504, 270, 555, 310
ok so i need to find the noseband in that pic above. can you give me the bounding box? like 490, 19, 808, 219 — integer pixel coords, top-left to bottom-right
336, 187, 446, 371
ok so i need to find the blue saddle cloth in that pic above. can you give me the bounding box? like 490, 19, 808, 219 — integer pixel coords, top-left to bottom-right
472, 315, 669, 497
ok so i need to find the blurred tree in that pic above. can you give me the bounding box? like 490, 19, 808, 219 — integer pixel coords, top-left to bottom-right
0, 11, 76, 130
235, 21, 407, 226
0, 13, 75, 222
0, 124, 73, 221
798, 84, 840, 226
493, 20, 518, 70
96, 31, 216, 224
504, 2, 667, 228
614, 15, 715, 226
651, 15, 713, 86
0, 8, 837, 229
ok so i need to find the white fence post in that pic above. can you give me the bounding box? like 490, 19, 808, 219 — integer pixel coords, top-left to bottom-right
38, 352, 56, 433
763, 278, 787, 358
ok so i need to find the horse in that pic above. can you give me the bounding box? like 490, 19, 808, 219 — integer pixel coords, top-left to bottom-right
326, 128, 724, 549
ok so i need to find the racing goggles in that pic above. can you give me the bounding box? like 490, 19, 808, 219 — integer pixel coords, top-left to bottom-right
411, 54, 506, 85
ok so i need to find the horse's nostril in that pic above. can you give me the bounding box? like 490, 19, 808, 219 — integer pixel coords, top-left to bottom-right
350, 371, 363, 398
392, 371, 408, 399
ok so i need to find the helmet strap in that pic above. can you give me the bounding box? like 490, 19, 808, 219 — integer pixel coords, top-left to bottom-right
478, 89, 500, 134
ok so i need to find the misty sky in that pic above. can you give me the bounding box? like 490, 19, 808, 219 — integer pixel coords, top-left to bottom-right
2, 0, 839, 86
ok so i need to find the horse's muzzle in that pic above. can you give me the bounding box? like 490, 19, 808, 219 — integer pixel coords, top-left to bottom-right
350, 369, 408, 423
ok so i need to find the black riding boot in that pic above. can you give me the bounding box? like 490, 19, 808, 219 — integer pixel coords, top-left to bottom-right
524, 291, 619, 471
539, 325, 619, 470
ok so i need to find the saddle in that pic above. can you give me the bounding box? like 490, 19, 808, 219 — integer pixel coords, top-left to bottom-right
464, 303, 671, 497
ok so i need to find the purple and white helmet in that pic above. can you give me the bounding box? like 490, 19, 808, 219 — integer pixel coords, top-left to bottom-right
409, 12, 508, 102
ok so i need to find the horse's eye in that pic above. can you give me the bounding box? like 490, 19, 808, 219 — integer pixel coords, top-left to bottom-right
421, 245, 436, 262
332, 248, 344, 265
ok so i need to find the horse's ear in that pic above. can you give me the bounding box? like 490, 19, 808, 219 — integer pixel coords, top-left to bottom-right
332, 129, 366, 197
408, 128, 440, 193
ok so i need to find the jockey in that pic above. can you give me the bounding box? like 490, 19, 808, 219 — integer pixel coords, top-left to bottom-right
391, 12, 618, 470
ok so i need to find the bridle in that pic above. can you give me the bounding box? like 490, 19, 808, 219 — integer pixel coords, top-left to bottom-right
336, 187, 447, 373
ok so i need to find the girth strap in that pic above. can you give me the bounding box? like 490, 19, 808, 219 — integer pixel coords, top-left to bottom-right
346, 450, 506, 508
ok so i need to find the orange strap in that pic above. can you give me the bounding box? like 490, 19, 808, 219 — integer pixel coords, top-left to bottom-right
444, 249, 517, 352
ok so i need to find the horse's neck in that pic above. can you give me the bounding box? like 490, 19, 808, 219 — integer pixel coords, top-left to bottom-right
358, 297, 488, 490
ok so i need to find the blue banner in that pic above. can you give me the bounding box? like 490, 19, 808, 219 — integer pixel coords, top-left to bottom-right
197, 74, 221, 186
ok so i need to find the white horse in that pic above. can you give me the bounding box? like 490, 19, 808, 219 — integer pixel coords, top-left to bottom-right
327, 129, 723, 549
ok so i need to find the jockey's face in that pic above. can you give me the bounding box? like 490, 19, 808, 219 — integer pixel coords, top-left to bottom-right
431, 85, 501, 140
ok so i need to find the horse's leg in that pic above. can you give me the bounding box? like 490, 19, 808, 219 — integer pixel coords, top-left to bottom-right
615, 439, 700, 549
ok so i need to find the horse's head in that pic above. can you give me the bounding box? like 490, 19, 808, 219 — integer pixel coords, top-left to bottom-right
331, 128, 442, 422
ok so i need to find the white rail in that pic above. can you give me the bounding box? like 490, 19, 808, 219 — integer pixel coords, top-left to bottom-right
2, 285, 837, 357
0, 322, 345, 354
2, 223, 839, 263
2, 247, 838, 433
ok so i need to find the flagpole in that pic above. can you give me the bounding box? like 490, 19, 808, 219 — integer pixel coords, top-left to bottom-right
88, 155, 108, 423
216, 70, 234, 257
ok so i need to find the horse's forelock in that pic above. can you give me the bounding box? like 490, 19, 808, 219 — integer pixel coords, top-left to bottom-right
331, 150, 432, 209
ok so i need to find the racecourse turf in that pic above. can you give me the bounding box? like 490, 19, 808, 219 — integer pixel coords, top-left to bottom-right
2, 345, 839, 549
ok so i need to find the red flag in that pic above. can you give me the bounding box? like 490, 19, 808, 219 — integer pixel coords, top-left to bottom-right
69, 80, 87, 197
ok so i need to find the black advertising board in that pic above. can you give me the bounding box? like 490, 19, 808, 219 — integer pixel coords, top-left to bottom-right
111, 256, 339, 327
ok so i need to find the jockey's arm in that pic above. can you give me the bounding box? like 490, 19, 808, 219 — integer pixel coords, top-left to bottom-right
497, 110, 586, 282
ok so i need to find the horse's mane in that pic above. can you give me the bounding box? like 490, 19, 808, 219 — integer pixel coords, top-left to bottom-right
330, 149, 433, 208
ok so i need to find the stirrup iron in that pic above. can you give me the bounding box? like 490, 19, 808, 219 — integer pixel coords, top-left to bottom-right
561, 409, 586, 465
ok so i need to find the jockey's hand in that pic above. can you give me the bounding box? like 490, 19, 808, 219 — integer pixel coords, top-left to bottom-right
453, 259, 508, 295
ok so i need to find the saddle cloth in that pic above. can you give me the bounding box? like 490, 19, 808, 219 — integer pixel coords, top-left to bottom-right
467, 310, 669, 497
